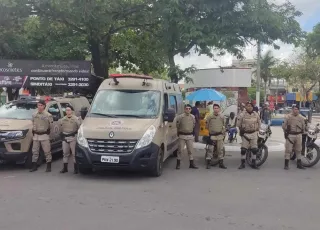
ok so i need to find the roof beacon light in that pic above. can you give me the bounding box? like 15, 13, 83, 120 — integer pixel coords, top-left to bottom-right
109, 74, 153, 86
109, 74, 153, 80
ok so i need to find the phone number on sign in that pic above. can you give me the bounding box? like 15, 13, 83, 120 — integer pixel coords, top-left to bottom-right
68, 78, 89, 82
67, 83, 89, 87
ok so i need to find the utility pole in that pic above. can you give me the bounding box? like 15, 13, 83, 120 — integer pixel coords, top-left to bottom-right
256, 40, 261, 107
275, 78, 279, 106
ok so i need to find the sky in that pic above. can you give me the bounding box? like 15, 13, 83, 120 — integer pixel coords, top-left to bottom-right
175, 0, 320, 72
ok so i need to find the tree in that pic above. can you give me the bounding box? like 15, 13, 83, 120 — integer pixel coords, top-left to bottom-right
151, 0, 304, 83
277, 53, 320, 107
23, 17, 88, 60
253, 50, 277, 102
0, 0, 34, 59
307, 23, 320, 57
109, 29, 167, 75
29, 0, 155, 78
248, 87, 264, 102
28, 0, 304, 83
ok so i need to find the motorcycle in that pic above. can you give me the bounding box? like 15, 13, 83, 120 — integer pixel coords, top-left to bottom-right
245, 123, 270, 167
290, 123, 320, 167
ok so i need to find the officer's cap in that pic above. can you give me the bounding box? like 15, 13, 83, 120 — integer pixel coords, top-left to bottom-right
38, 99, 46, 106
66, 105, 74, 111
213, 104, 220, 108
246, 101, 254, 107
292, 104, 300, 110
185, 104, 192, 108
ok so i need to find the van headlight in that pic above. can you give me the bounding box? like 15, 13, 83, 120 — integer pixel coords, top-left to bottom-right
77, 125, 88, 148
136, 125, 156, 149
1, 130, 28, 140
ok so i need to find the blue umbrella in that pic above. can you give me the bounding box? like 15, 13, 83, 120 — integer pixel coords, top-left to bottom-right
186, 89, 226, 101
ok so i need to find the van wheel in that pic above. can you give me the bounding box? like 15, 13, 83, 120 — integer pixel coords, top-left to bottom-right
78, 166, 93, 175
149, 148, 164, 177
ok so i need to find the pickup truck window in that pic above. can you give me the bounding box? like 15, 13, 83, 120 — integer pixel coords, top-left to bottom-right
0, 102, 37, 120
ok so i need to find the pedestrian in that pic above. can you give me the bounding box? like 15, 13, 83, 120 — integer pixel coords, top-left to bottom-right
237, 101, 261, 169
282, 105, 306, 170
260, 102, 271, 125
30, 99, 53, 172
175, 104, 198, 170
191, 101, 201, 142
205, 104, 227, 169
226, 112, 238, 142
59, 105, 81, 174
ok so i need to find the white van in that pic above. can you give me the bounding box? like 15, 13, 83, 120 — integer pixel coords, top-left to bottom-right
76, 74, 183, 177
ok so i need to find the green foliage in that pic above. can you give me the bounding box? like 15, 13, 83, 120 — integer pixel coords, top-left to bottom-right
275, 52, 320, 102
307, 23, 320, 57
1, 0, 304, 85
150, 0, 303, 82
248, 87, 264, 101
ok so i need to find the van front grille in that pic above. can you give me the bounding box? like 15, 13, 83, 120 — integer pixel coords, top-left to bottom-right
87, 139, 138, 154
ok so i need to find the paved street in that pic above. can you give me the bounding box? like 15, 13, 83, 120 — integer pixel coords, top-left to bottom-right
0, 127, 319, 230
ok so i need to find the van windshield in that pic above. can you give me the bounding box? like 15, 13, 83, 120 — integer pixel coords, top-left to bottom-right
89, 90, 161, 118
0, 102, 37, 120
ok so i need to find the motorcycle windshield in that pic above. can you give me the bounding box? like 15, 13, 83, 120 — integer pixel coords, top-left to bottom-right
260, 124, 268, 131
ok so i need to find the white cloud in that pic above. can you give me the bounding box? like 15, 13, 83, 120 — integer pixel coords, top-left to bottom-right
175, 0, 319, 70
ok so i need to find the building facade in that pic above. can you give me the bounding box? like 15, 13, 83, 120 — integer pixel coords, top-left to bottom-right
185, 68, 252, 115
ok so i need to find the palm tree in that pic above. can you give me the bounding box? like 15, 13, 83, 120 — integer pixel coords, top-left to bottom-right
253, 50, 277, 102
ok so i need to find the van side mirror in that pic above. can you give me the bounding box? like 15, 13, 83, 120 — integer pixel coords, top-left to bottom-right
80, 107, 88, 120
164, 108, 176, 122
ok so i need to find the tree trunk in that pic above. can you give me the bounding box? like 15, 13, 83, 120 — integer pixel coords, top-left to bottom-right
168, 53, 178, 83
103, 34, 111, 79
275, 78, 279, 105
89, 38, 105, 77
264, 81, 267, 102
7, 88, 14, 101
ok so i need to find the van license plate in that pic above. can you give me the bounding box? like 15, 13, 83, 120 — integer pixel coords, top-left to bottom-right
101, 156, 119, 163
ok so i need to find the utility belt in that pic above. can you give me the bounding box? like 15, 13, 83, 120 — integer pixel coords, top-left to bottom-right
178, 132, 193, 136
288, 132, 302, 135
209, 132, 223, 136
61, 131, 78, 138
33, 130, 50, 135
244, 130, 256, 134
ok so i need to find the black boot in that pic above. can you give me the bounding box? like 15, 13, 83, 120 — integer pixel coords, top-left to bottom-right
189, 160, 198, 169
297, 159, 306, 170
219, 159, 227, 169
45, 162, 51, 172
284, 159, 289, 170
206, 160, 211, 169
238, 159, 246, 169
60, 163, 68, 173
29, 162, 38, 172
176, 160, 180, 170
251, 159, 259, 170
74, 163, 78, 174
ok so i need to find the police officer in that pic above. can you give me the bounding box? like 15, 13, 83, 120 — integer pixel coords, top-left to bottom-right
283, 105, 306, 170
175, 104, 198, 169
237, 101, 261, 169
59, 105, 81, 174
30, 99, 53, 172
205, 104, 227, 169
